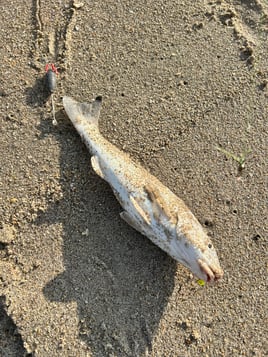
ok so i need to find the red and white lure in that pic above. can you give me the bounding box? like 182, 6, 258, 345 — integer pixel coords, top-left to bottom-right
45, 63, 58, 125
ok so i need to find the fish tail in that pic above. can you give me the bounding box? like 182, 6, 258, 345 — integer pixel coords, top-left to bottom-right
63, 96, 102, 128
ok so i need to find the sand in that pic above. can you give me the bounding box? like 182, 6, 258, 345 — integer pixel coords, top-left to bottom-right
0, 0, 267, 356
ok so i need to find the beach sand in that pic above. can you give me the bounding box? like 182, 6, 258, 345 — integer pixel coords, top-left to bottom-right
0, 0, 267, 356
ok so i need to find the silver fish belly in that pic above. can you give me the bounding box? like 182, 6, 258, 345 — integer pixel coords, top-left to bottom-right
63, 96, 224, 283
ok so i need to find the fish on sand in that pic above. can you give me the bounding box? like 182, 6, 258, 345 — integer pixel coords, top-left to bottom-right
63, 96, 224, 283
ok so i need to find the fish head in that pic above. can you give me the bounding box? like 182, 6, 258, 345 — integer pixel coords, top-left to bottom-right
194, 239, 224, 283
173, 217, 224, 283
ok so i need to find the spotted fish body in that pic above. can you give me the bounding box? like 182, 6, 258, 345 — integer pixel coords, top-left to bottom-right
63, 96, 224, 283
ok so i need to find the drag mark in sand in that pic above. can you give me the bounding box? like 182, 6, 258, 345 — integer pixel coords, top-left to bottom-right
31, 0, 81, 71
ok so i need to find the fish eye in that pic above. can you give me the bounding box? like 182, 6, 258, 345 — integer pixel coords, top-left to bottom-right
208, 243, 212, 248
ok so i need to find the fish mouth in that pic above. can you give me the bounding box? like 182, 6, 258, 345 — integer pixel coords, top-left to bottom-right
198, 259, 223, 283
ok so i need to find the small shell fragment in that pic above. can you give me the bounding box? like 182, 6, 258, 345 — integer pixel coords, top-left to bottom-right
73, 2, 84, 9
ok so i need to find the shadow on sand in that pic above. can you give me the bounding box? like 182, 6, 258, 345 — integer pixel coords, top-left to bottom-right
25, 75, 51, 108
38, 109, 176, 357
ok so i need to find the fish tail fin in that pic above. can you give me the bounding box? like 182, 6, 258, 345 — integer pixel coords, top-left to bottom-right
63, 96, 102, 128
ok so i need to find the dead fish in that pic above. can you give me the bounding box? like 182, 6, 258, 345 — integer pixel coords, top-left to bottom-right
63, 96, 224, 283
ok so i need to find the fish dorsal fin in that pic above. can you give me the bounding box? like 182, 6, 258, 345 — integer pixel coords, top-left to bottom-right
63, 96, 102, 126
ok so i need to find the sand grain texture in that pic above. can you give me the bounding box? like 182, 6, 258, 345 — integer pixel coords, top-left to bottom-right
0, 0, 267, 356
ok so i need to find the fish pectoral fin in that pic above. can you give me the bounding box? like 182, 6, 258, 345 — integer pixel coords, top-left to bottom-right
129, 195, 151, 226
91, 156, 105, 179
144, 185, 176, 225
120, 211, 145, 234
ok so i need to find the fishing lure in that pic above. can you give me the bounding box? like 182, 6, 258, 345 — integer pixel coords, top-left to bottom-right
45, 63, 58, 125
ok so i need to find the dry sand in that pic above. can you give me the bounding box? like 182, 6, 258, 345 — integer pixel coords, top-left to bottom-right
0, 0, 267, 356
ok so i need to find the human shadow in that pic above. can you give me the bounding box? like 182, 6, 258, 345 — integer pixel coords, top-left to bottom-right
39, 108, 176, 357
